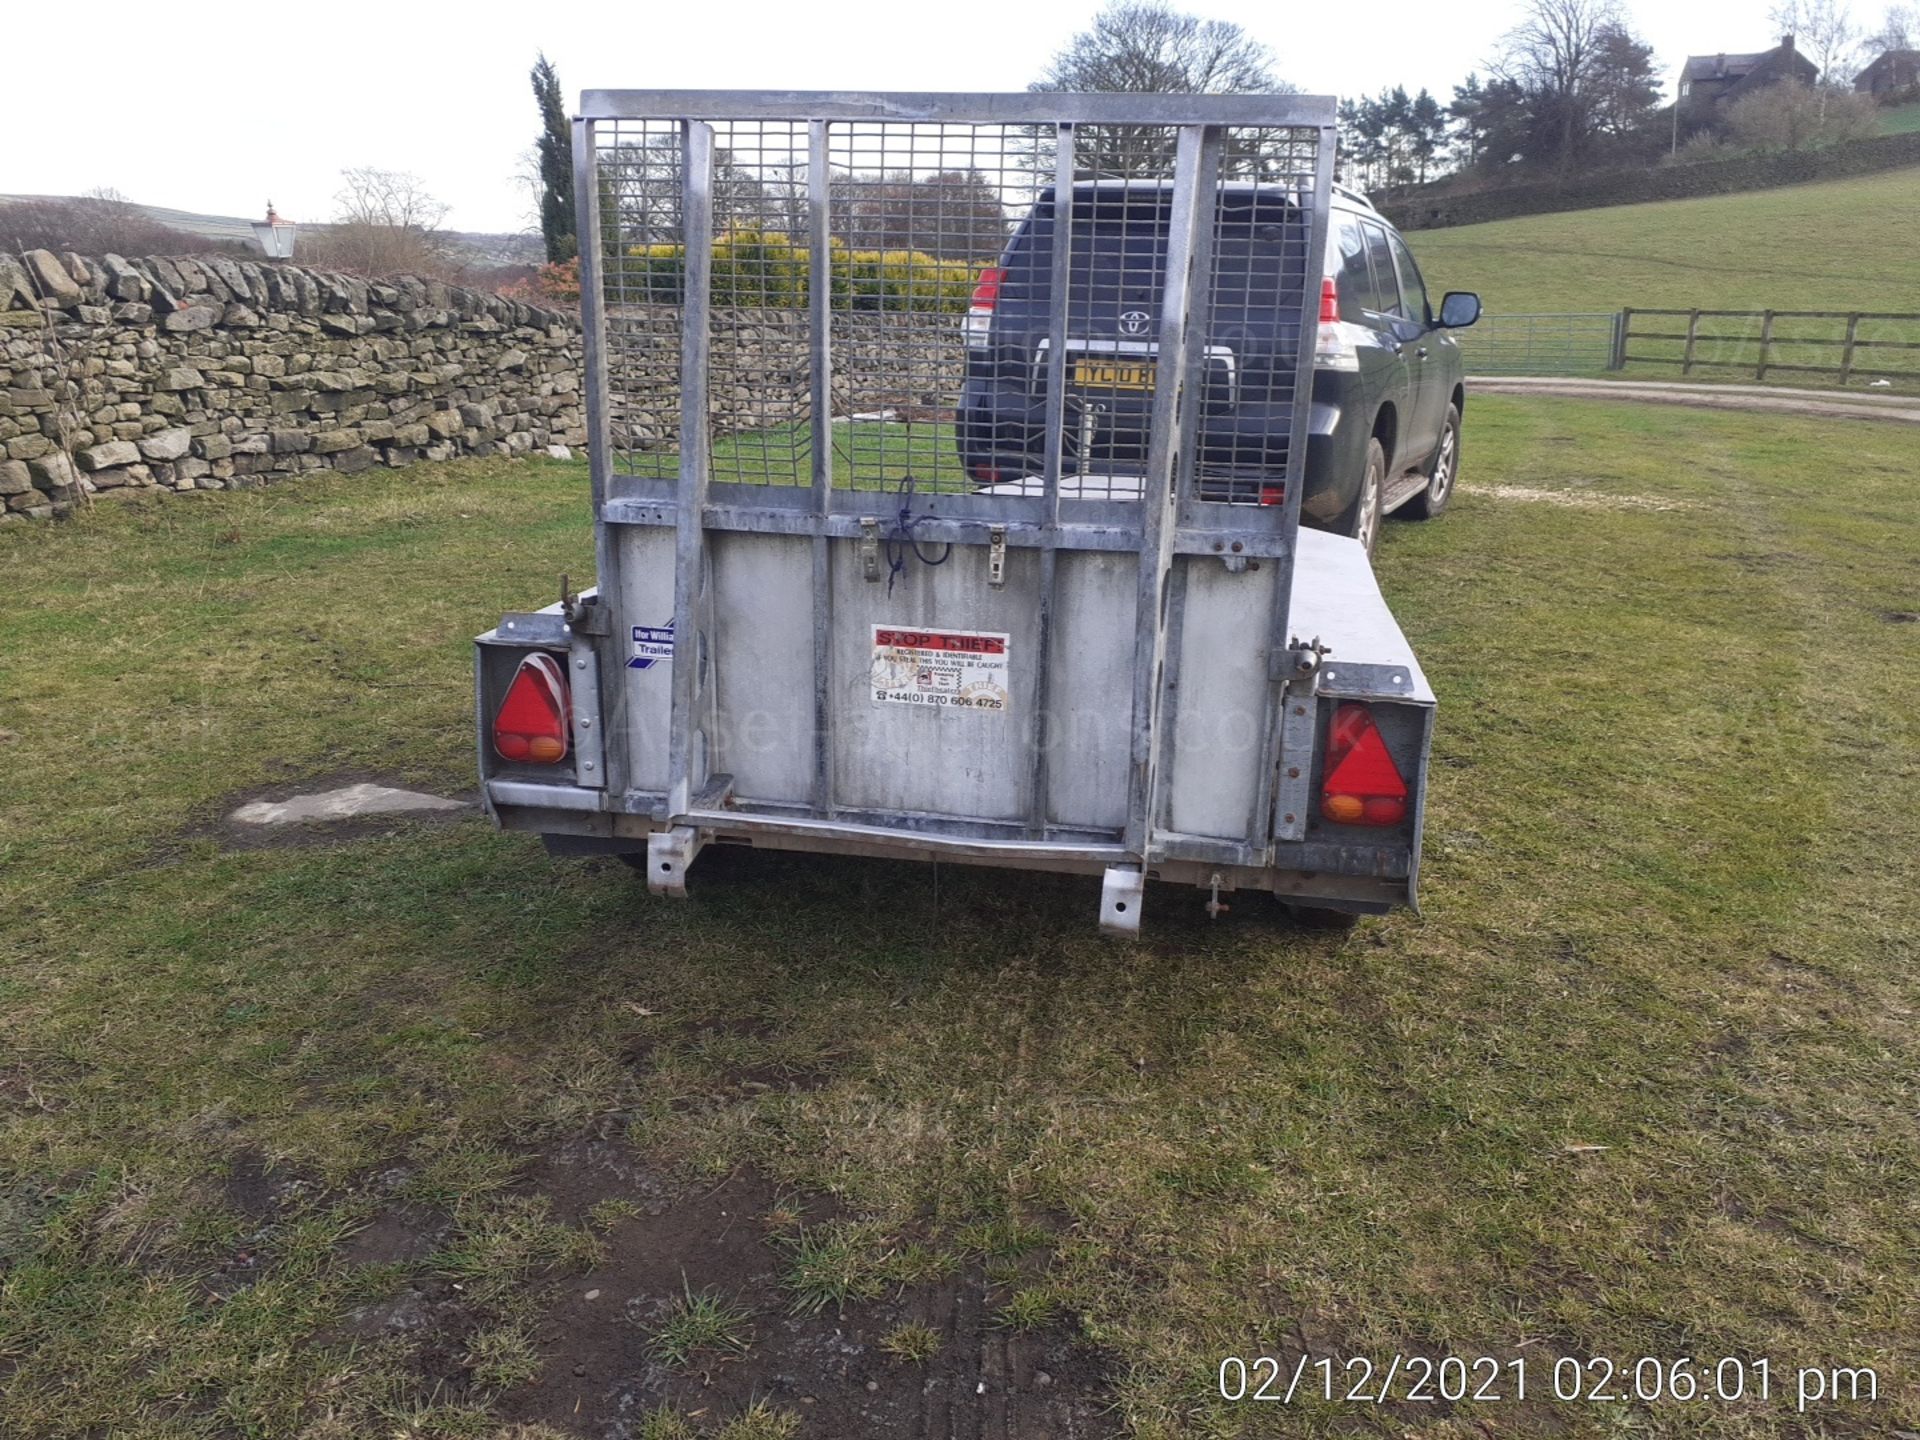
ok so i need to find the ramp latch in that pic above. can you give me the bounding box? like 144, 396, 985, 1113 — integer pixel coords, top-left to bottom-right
859, 517, 881, 582
986, 525, 1007, 587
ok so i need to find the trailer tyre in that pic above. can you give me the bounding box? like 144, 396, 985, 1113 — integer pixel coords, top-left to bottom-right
1341, 438, 1386, 558
1402, 405, 1460, 521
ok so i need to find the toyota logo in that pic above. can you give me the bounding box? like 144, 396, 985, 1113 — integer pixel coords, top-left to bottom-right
1118, 309, 1151, 336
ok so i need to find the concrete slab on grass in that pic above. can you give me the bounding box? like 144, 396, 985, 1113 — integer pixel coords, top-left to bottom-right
231, 783, 467, 826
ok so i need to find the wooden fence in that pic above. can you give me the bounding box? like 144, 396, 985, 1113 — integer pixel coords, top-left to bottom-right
1619, 309, 1920, 384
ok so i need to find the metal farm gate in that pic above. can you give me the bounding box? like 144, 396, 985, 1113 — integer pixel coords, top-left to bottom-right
494, 90, 1410, 931
1458, 311, 1626, 375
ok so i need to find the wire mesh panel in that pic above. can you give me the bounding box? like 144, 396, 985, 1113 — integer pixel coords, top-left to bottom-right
699, 120, 815, 486
596, 119, 824, 485
1194, 126, 1320, 504
942, 120, 1325, 506
589, 105, 1330, 507
594, 122, 686, 476
827, 122, 1036, 494
1019, 123, 1183, 504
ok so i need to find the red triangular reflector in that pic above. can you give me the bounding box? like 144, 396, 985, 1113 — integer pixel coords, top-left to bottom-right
1323, 704, 1406, 800
493, 652, 570, 763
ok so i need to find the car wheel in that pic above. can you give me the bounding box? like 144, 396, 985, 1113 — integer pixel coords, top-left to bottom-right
1403, 405, 1460, 520
1342, 438, 1385, 559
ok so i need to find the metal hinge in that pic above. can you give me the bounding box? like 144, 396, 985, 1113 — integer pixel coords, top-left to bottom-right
560, 575, 612, 637
1269, 634, 1330, 682
1270, 635, 1329, 845
859, 517, 881, 582
986, 525, 1007, 587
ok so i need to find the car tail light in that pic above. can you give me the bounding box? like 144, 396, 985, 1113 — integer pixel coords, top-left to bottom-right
1259, 482, 1286, 507
493, 652, 571, 764
1314, 275, 1358, 372
1319, 702, 1407, 825
964, 265, 1005, 348
972, 463, 1002, 483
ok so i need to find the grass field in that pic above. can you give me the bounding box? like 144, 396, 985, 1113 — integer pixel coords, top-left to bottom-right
622, 416, 973, 492
3, 401, 1918, 1439
1879, 100, 1920, 134
1407, 165, 1920, 314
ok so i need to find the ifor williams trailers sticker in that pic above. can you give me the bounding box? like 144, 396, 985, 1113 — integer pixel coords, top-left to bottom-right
629, 620, 674, 670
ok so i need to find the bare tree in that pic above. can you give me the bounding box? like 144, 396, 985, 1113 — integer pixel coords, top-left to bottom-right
1495, 0, 1624, 173
304, 167, 454, 277
1030, 2, 1297, 177
513, 144, 545, 238
1770, 0, 1862, 86
832, 171, 1009, 259
1034, 1, 1286, 93
1862, 1, 1917, 50
333, 166, 451, 233
1726, 77, 1880, 144
596, 136, 683, 254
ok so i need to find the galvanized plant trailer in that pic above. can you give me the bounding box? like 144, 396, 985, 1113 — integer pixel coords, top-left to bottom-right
476, 89, 1436, 933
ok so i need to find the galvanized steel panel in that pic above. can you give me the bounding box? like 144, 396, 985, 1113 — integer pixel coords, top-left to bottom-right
614, 525, 679, 795
1166, 557, 1283, 840
1042, 551, 1135, 833
826, 539, 1043, 822
709, 533, 817, 805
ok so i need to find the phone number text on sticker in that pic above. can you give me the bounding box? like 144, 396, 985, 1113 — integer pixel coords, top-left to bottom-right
870, 626, 1010, 713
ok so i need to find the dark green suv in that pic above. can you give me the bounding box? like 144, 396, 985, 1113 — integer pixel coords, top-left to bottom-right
957, 181, 1479, 556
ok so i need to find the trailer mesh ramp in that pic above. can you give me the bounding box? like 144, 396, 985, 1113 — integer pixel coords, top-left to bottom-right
527, 91, 1423, 931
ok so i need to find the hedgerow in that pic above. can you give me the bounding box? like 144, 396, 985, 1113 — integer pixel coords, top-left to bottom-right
612, 230, 978, 311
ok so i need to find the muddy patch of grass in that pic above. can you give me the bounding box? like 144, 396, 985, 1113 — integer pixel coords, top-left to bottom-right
502, 1164, 1116, 1440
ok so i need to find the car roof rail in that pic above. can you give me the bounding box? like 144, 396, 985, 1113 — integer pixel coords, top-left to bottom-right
1331, 181, 1376, 211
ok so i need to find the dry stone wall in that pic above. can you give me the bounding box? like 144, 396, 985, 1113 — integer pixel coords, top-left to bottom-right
604, 308, 965, 455
0, 248, 584, 522
1, 248, 971, 525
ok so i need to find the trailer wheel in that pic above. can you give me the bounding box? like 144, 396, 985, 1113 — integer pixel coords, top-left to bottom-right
1341, 438, 1386, 558
1402, 405, 1460, 520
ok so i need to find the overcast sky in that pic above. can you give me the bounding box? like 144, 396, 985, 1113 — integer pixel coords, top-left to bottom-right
5, 0, 1808, 234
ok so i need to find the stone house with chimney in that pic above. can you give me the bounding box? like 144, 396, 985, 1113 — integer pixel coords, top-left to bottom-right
1678, 35, 1821, 126
1855, 48, 1920, 97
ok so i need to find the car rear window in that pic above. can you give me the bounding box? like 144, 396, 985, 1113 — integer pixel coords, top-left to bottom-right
1004, 189, 1308, 319
1063, 195, 1174, 310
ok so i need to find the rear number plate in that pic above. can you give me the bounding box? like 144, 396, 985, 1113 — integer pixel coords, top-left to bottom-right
1072, 358, 1154, 391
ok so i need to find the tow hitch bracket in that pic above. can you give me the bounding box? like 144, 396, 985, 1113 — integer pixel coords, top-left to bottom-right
1100, 866, 1146, 937
646, 825, 702, 898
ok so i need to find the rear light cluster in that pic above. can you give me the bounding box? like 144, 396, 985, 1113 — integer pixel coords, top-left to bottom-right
1314, 276, 1359, 373
493, 652, 571, 764
1319, 702, 1407, 826
964, 265, 1005, 349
